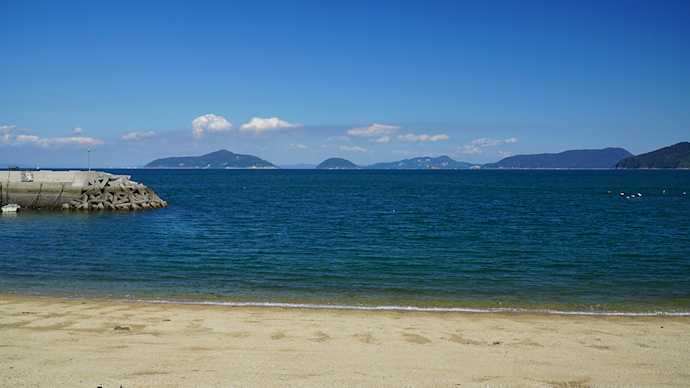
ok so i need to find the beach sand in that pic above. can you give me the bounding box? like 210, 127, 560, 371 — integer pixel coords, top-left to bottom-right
0, 296, 688, 387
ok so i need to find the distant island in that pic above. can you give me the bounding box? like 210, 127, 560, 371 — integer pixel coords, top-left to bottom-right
144, 150, 277, 169
365, 155, 474, 170
316, 158, 361, 169
482, 148, 632, 169
614, 142, 690, 169
142, 143, 690, 171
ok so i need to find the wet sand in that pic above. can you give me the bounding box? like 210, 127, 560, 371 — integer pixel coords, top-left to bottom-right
1, 296, 688, 387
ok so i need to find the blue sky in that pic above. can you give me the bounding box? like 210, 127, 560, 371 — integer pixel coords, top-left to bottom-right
1, 0, 688, 168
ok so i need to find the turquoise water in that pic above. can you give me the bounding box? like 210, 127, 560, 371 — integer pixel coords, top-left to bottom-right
1, 169, 689, 314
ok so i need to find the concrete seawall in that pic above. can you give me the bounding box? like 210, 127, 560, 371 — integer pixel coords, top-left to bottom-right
0, 170, 167, 210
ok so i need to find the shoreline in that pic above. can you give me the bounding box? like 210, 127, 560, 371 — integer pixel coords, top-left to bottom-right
1, 295, 688, 387
3, 293, 689, 317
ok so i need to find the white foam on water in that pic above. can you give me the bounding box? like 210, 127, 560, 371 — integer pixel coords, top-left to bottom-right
31, 295, 689, 316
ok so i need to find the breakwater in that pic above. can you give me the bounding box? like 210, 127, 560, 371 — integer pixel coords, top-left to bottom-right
0, 170, 167, 210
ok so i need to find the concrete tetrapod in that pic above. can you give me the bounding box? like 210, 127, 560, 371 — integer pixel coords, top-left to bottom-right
0, 170, 168, 211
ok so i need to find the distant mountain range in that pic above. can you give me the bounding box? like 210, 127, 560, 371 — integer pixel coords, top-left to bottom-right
144, 150, 276, 169
614, 142, 690, 169
316, 158, 361, 169
482, 148, 633, 169
143, 143, 689, 171
365, 155, 474, 169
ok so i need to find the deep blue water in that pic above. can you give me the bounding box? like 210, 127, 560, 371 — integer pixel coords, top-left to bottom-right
1, 169, 689, 314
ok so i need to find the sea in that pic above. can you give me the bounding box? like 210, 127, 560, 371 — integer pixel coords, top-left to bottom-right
1, 169, 689, 315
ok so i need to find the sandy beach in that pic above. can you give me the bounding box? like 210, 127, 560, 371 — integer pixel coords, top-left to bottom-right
0, 296, 688, 387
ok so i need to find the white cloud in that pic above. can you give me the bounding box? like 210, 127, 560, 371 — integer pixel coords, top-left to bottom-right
52, 137, 106, 147
469, 138, 503, 147
17, 135, 105, 148
347, 123, 401, 137
71, 127, 85, 135
339, 145, 368, 152
1, 125, 17, 133
327, 135, 351, 142
398, 134, 426, 142
460, 137, 517, 154
397, 133, 450, 142
239, 117, 300, 133
16, 135, 40, 144
121, 131, 157, 141
0, 125, 105, 148
370, 136, 390, 143
191, 114, 233, 139
288, 143, 307, 149
461, 145, 482, 154
0, 133, 11, 145
1, 125, 30, 135
430, 134, 450, 141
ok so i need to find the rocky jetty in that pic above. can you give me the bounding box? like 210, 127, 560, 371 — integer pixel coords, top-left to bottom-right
0, 170, 167, 211
67, 173, 168, 210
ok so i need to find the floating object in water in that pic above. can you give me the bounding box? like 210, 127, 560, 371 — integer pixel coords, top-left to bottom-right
620, 192, 625, 196
1, 204, 20, 212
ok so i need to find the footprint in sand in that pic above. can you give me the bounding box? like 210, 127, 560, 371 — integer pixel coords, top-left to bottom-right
355, 333, 376, 344
447, 333, 476, 344
403, 333, 431, 344
271, 332, 286, 340
311, 331, 330, 342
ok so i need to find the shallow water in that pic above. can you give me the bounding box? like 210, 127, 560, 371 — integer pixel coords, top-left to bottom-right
1, 169, 689, 314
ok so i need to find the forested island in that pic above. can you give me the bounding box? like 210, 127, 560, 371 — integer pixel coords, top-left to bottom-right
482, 148, 632, 169
365, 155, 473, 169
316, 158, 361, 169
614, 142, 690, 169
145, 150, 276, 169
143, 143, 690, 170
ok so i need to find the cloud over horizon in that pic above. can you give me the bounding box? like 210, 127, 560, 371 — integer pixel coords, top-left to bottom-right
370, 136, 390, 143
327, 135, 351, 142
460, 137, 518, 154
397, 134, 449, 142
339, 145, 368, 153
1, 125, 106, 148
239, 117, 300, 133
121, 131, 157, 141
191, 114, 233, 139
347, 123, 401, 137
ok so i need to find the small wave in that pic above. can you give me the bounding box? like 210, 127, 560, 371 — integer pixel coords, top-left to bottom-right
35, 295, 690, 317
